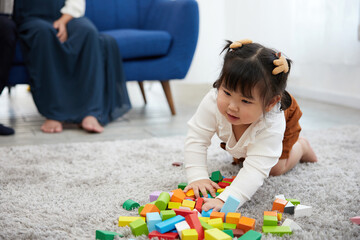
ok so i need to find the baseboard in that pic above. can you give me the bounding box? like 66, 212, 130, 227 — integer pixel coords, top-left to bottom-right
287, 85, 360, 110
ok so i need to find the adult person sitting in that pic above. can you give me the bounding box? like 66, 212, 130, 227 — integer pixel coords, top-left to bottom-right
13, 0, 131, 133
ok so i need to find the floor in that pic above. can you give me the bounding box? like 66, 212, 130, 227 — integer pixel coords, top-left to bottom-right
1, 81, 360, 147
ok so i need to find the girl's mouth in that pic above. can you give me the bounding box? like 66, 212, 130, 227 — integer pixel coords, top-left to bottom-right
227, 113, 239, 121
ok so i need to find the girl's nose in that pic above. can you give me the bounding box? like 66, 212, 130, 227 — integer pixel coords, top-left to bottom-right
228, 102, 239, 111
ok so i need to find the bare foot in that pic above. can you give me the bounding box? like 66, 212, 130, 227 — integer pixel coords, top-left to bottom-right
41, 119, 63, 133
299, 137, 318, 163
81, 116, 104, 133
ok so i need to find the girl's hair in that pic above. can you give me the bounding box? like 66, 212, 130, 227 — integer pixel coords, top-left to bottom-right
213, 40, 292, 111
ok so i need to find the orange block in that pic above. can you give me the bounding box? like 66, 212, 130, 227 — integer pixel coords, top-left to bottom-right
264, 211, 277, 217
185, 189, 195, 198
226, 212, 241, 224
210, 211, 225, 222
140, 204, 160, 217
237, 216, 255, 233
171, 189, 186, 203
272, 198, 288, 212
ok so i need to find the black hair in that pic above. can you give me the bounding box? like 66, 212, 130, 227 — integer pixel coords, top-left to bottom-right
213, 40, 292, 111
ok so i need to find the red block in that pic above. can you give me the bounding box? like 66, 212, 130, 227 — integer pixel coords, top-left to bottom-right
148, 231, 178, 240
185, 197, 195, 201
222, 178, 234, 182
218, 182, 230, 188
195, 198, 204, 213
173, 208, 197, 217
185, 212, 204, 240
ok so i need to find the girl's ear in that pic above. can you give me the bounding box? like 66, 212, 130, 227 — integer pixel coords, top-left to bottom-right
265, 95, 281, 112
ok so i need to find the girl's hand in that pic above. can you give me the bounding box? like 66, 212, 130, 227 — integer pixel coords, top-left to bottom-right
202, 198, 224, 212
53, 14, 73, 43
183, 179, 220, 199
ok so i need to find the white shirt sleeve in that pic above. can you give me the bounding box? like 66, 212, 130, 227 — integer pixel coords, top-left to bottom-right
60, 0, 85, 18
184, 90, 218, 183
217, 128, 283, 207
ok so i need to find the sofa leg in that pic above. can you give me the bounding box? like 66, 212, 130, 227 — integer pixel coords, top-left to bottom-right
160, 80, 176, 115
137, 81, 147, 104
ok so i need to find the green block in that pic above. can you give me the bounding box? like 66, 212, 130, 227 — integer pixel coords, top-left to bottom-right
223, 223, 236, 230
223, 229, 234, 238
178, 182, 188, 190
239, 230, 262, 240
129, 219, 149, 236
160, 210, 176, 221
263, 215, 278, 226
286, 198, 300, 205
155, 192, 170, 210
210, 171, 223, 183
262, 226, 292, 236
200, 219, 214, 230
122, 199, 140, 211
96, 230, 123, 240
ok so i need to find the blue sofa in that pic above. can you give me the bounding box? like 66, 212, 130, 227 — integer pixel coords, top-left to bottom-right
8, 0, 199, 115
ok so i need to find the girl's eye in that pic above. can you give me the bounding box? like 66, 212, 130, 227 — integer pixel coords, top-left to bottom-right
223, 90, 231, 96
242, 99, 252, 104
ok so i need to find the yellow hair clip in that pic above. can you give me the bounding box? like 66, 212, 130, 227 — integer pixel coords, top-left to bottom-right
229, 39, 253, 49
272, 52, 289, 75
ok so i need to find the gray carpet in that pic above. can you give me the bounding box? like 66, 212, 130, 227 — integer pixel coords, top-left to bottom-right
0, 125, 359, 240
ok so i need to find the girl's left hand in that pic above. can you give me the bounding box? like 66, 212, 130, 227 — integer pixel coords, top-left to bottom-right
202, 198, 224, 212
53, 14, 73, 43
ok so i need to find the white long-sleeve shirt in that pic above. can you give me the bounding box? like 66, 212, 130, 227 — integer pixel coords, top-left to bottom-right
184, 88, 286, 207
60, 0, 85, 18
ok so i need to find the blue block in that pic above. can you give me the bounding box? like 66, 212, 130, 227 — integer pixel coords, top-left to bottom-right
202, 208, 213, 217
155, 215, 185, 234
220, 195, 240, 216
146, 212, 162, 233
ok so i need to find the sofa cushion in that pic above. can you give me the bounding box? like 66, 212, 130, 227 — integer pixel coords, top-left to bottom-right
102, 29, 172, 60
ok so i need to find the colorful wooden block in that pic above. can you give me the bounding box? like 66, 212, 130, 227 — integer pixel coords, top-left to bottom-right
217, 188, 225, 193
182, 229, 198, 240
138, 201, 156, 215
208, 218, 224, 230
155, 192, 171, 210
178, 182, 188, 190
286, 198, 300, 205
199, 219, 214, 230
185, 212, 204, 240
182, 199, 196, 210
175, 220, 190, 239
202, 209, 213, 218
277, 212, 282, 221
284, 201, 295, 214
198, 217, 210, 223
195, 198, 204, 213
210, 171, 223, 183
146, 212, 162, 233
210, 211, 225, 221
155, 215, 185, 233
263, 211, 277, 217
185, 189, 195, 198
118, 216, 144, 227
150, 191, 162, 202
350, 216, 360, 225
168, 202, 181, 209
272, 198, 288, 212
282, 219, 302, 230
220, 195, 241, 215
263, 215, 277, 226
262, 226, 292, 236
204, 228, 232, 240
161, 210, 176, 221
218, 182, 230, 188
238, 229, 262, 240
122, 199, 140, 211
174, 208, 197, 217
148, 231, 178, 240
275, 194, 286, 200
222, 229, 234, 238
129, 218, 149, 236
223, 223, 236, 230
95, 230, 123, 240
226, 212, 241, 224
232, 229, 245, 238
294, 204, 312, 217
222, 178, 234, 183
140, 203, 160, 217
171, 189, 186, 203
237, 216, 255, 233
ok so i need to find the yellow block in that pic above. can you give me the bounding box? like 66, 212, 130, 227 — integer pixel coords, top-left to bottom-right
208, 218, 224, 230
182, 200, 195, 210
205, 228, 232, 240
226, 212, 241, 224
168, 202, 181, 209
185, 189, 195, 197
277, 212, 282, 221
182, 229, 198, 240
118, 216, 144, 227
199, 217, 210, 223
217, 188, 225, 193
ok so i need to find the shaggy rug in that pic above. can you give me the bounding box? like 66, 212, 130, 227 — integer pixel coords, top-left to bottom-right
0, 125, 359, 240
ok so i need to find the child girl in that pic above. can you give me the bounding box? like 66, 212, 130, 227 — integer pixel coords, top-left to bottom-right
183, 39, 317, 211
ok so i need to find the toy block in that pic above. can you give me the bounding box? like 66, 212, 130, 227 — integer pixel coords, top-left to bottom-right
179, 206, 192, 211
175, 220, 190, 239
140, 203, 160, 217
193, 209, 202, 217
226, 212, 241, 224
294, 204, 312, 217
155, 215, 185, 233
147, 212, 162, 233
185, 189, 195, 198
217, 188, 225, 193
210, 211, 225, 221
262, 226, 292, 236
95, 230, 123, 240
199, 217, 210, 222
185, 212, 204, 240
263, 215, 278, 226
129, 218, 149, 236
286, 198, 300, 205
272, 198, 288, 212
168, 202, 181, 209
237, 216, 255, 233
199, 219, 214, 230
220, 195, 241, 215
282, 218, 302, 230
204, 228, 232, 240
210, 171, 223, 183
178, 182, 188, 190
238, 229, 262, 240
171, 189, 186, 203
275, 194, 286, 200
284, 201, 295, 214
174, 208, 197, 217
263, 211, 277, 217
195, 198, 204, 213
182, 199, 196, 210
150, 191, 162, 202
223, 223, 236, 230
222, 229, 234, 238
161, 210, 176, 221
122, 199, 140, 211
155, 192, 171, 210
202, 209, 213, 217
208, 218, 224, 230
148, 231, 179, 240
222, 178, 234, 183
185, 197, 196, 201
350, 216, 360, 225
118, 216, 143, 227
182, 229, 198, 240
218, 182, 230, 188
138, 201, 156, 215
277, 212, 282, 221
232, 229, 245, 238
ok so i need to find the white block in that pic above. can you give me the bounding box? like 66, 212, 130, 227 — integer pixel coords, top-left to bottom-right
193, 209, 202, 217
282, 218, 302, 230
275, 194, 286, 200
179, 206, 192, 211
294, 204, 312, 217
175, 220, 190, 239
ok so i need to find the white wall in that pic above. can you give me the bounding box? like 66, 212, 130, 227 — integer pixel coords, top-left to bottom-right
185, 0, 360, 109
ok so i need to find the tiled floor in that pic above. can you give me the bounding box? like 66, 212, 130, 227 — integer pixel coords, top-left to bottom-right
1, 81, 360, 147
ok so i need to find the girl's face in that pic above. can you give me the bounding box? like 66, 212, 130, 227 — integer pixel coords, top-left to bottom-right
217, 84, 271, 126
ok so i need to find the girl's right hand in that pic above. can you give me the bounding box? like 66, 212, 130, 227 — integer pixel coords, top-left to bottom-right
184, 179, 220, 199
